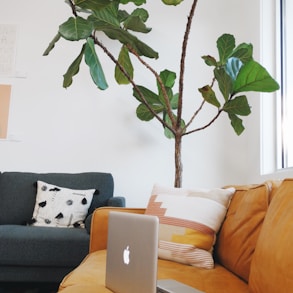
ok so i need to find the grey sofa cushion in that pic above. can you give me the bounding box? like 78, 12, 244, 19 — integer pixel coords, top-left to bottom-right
0, 225, 89, 267
0, 172, 114, 225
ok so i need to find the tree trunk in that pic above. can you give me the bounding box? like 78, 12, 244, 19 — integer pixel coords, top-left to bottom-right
174, 134, 183, 187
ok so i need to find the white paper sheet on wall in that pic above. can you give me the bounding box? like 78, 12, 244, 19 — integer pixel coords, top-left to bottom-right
0, 24, 17, 76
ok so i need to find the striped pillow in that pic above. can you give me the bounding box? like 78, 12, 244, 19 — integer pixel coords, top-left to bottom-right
145, 184, 235, 269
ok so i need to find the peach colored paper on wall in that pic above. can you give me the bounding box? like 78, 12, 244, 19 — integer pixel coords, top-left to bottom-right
0, 84, 11, 139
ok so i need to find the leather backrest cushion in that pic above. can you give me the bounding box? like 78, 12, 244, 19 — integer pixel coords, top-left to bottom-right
0, 172, 114, 225
265, 179, 283, 203
215, 183, 271, 282
249, 178, 293, 293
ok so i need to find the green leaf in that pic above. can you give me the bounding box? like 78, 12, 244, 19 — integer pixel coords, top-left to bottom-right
115, 46, 133, 85
43, 33, 61, 56
162, 0, 184, 6
159, 70, 176, 88
170, 93, 179, 109
214, 67, 233, 101
198, 85, 220, 108
120, 0, 146, 5
123, 16, 151, 33
157, 69, 176, 109
63, 44, 86, 88
131, 7, 148, 22
202, 55, 217, 66
231, 43, 253, 63
164, 113, 175, 139
89, 4, 157, 59
133, 86, 160, 105
118, 10, 129, 23
103, 27, 159, 59
223, 95, 251, 116
158, 87, 173, 108
217, 34, 235, 64
228, 113, 245, 135
131, 35, 159, 59
59, 16, 93, 41
91, 2, 120, 27
156, 70, 176, 107
84, 38, 108, 90
234, 60, 280, 93
123, 9, 151, 33
225, 57, 243, 81
136, 103, 164, 121
74, 0, 111, 11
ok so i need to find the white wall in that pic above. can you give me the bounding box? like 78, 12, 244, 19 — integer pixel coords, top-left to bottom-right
1, 0, 291, 207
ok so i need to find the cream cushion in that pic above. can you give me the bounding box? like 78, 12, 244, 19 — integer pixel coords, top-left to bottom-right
145, 184, 235, 269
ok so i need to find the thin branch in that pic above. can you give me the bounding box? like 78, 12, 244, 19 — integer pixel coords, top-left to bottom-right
92, 34, 175, 134
183, 109, 223, 136
184, 88, 233, 135
177, 0, 199, 129
184, 77, 216, 130
184, 100, 205, 130
126, 45, 177, 129
67, 0, 78, 17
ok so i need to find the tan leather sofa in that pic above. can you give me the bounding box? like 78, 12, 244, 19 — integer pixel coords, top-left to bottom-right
58, 178, 293, 293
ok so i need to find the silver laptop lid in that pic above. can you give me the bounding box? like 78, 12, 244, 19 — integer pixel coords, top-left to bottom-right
106, 211, 159, 293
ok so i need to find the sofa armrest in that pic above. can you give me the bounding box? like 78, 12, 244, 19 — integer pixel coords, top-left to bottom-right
84, 197, 126, 233
107, 196, 126, 207
89, 207, 146, 253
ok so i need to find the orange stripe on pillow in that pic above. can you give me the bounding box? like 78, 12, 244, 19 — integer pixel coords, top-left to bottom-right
172, 228, 215, 250
146, 195, 215, 235
145, 195, 166, 216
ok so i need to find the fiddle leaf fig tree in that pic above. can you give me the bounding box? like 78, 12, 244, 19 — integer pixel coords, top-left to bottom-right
44, 0, 279, 187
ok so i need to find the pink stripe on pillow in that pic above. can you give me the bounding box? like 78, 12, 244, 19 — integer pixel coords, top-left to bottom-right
160, 216, 214, 235
159, 240, 214, 269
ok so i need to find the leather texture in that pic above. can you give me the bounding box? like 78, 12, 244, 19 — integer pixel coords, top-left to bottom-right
59, 179, 292, 293
216, 183, 271, 282
59, 250, 249, 293
89, 207, 145, 252
249, 178, 293, 293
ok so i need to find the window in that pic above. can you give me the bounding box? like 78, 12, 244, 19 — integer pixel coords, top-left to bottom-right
279, 0, 293, 168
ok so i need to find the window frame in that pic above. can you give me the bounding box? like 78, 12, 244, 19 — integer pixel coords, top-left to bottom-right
279, 0, 293, 169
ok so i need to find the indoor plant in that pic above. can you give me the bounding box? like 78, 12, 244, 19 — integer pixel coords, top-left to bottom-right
44, 0, 279, 187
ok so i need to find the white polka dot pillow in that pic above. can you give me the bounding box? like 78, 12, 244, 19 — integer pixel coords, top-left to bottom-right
30, 181, 95, 228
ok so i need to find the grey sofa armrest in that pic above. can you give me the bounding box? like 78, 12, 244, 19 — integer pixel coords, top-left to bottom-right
85, 196, 126, 233
107, 196, 126, 207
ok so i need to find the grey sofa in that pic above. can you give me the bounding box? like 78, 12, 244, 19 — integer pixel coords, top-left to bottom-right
0, 171, 125, 283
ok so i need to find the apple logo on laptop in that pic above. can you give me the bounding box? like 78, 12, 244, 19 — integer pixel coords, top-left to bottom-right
123, 245, 130, 265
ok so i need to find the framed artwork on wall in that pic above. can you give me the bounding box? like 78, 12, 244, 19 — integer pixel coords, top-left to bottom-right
0, 24, 17, 77
0, 84, 11, 139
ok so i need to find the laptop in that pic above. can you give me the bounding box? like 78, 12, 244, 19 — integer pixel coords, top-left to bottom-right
105, 211, 159, 293
105, 211, 205, 293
